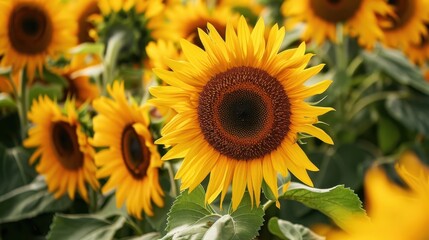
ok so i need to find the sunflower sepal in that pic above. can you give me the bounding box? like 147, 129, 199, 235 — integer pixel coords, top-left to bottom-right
164, 185, 264, 240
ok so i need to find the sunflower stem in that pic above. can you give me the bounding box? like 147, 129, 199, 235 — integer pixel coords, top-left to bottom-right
262, 200, 275, 212
165, 162, 178, 197
125, 216, 143, 235
335, 23, 348, 71
16, 69, 29, 142
102, 32, 126, 95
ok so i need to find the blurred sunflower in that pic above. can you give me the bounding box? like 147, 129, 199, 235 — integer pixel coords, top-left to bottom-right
0, 0, 77, 81
0, 72, 20, 94
282, 0, 392, 48
24, 97, 99, 201
379, 0, 429, 49
92, 81, 164, 218
161, 1, 239, 49
94, 0, 164, 64
73, 0, 99, 44
325, 151, 429, 240
58, 56, 100, 106
404, 36, 429, 65
150, 17, 333, 210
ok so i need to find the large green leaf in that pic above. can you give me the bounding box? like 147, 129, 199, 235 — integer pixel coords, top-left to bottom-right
362, 47, 429, 94
47, 214, 126, 240
163, 185, 264, 240
385, 95, 429, 137
268, 217, 325, 240
28, 83, 63, 104
146, 194, 175, 234
0, 177, 71, 223
0, 146, 36, 195
280, 183, 365, 229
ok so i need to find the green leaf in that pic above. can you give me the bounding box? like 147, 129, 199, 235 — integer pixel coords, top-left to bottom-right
362, 47, 429, 95
69, 42, 104, 56
386, 95, 429, 137
42, 68, 68, 87
280, 183, 365, 229
146, 194, 174, 234
163, 186, 264, 240
0, 93, 16, 110
0, 67, 11, 77
28, 83, 63, 104
47, 214, 126, 240
377, 117, 401, 153
0, 177, 71, 223
268, 217, 325, 240
128, 232, 160, 240
0, 146, 36, 195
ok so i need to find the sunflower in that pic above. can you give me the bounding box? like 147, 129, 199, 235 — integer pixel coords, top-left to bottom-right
282, 0, 393, 49
0, 0, 77, 81
92, 81, 164, 218
161, 1, 239, 49
379, 0, 429, 49
150, 16, 334, 210
325, 151, 429, 240
24, 97, 99, 200
0, 71, 20, 94
72, 0, 99, 44
58, 56, 100, 106
404, 39, 429, 65
94, 0, 164, 64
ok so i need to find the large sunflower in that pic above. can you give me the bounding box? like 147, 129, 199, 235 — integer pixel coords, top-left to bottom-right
379, 0, 429, 49
24, 97, 99, 200
92, 81, 164, 218
0, 0, 77, 81
161, 1, 239, 49
150, 17, 333, 210
404, 36, 429, 65
282, 0, 392, 49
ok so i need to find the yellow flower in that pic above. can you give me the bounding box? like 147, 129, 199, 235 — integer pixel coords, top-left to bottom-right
0, 0, 77, 81
282, 0, 393, 49
92, 81, 164, 218
57, 55, 100, 107
327, 151, 429, 240
404, 33, 429, 65
160, 0, 239, 49
24, 97, 99, 201
150, 17, 333, 210
379, 0, 429, 49
72, 0, 99, 44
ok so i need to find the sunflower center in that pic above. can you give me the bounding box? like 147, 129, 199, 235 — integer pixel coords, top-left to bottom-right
77, 2, 99, 43
383, 0, 414, 30
309, 0, 363, 23
52, 122, 84, 170
121, 125, 150, 179
8, 4, 53, 54
198, 66, 291, 160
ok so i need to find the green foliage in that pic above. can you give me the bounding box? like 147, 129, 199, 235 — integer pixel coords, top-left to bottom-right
164, 185, 265, 240
0, 94, 16, 110
377, 117, 401, 153
0, 177, 71, 224
28, 83, 63, 104
268, 217, 325, 240
280, 183, 365, 229
0, 146, 36, 195
386, 94, 429, 137
47, 214, 126, 240
70, 43, 105, 57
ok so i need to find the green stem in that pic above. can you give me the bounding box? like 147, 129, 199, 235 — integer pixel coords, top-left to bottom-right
16, 69, 29, 142
102, 32, 126, 95
346, 55, 364, 77
165, 162, 178, 197
335, 23, 347, 71
126, 217, 143, 235
88, 188, 98, 213
262, 200, 275, 212
347, 91, 409, 121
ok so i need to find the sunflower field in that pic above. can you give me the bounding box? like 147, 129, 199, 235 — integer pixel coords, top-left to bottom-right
1, 0, 429, 239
